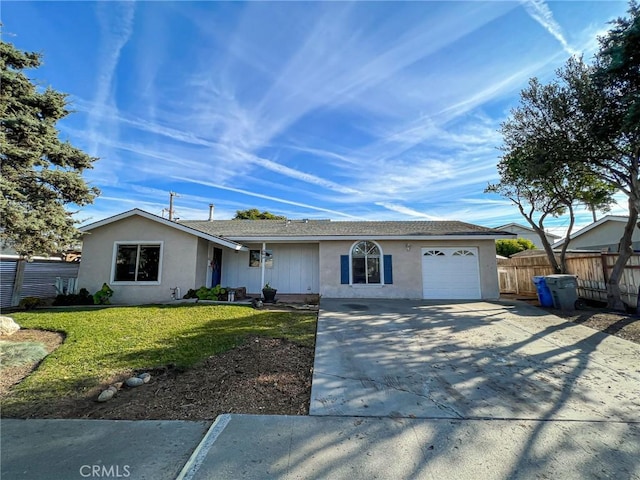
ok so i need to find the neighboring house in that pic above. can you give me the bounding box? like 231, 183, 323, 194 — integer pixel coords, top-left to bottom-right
77, 209, 514, 304
495, 223, 560, 249
552, 215, 640, 252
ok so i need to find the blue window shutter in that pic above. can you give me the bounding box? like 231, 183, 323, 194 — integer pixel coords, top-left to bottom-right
340, 255, 349, 284
384, 255, 393, 284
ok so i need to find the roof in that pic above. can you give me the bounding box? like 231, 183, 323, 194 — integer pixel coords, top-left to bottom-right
495, 223, 561, 240
80, 209, 514, 246
552, 215, 629, 248
80, 209, 247, 251
181, 218, 515, 241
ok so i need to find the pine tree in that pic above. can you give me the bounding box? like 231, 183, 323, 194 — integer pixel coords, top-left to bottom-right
1, 41, 99, 257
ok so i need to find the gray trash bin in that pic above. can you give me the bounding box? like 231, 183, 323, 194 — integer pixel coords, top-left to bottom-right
544, 274, 579, 311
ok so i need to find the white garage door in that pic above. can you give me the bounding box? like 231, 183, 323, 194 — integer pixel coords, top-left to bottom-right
422, 247, 481, 299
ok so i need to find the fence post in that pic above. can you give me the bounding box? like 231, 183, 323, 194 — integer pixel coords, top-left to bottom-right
600, 253, 609, 284
10, 259, 26, 307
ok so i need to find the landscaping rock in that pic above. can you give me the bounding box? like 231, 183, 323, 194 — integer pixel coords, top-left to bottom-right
0, 316, 20, 337
112, 382, 123, 390
137, 372, 151, 383
125, 377, 144, 387
97, 386, 117, 402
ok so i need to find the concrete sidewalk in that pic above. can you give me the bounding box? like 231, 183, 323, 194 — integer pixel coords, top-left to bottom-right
3, 415, 639, 479
1, 419, 210, 480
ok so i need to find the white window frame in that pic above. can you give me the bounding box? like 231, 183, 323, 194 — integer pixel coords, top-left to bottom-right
249, 248, 273, 268
349, 240, 384, 286
110, 241, 163, 285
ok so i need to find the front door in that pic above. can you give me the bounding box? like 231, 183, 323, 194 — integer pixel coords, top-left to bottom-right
211, 248, 222, 287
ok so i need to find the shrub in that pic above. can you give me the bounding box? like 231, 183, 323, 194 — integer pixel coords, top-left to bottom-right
93, 283, 114, 305
496, 238, 536, 257
53, 288, 94, 306
183, 288, 198, 299
0, 341, 48, 368
19, 297, 41, 310
195, 284, 227, 301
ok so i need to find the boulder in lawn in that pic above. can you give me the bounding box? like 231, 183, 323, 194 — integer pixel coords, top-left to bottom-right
0, 316, 20, 336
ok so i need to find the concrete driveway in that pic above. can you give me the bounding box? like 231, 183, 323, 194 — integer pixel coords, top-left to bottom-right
310, 299, 640, 421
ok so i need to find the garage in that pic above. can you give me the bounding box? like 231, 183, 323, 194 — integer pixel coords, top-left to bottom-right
422, 247, 481, 299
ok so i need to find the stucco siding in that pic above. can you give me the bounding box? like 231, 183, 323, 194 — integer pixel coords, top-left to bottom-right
566, 222, 640, 251
319, 239, 499, 299
78, 216, 199, 304
222, 243, 319, 294
195, 238, 210, 287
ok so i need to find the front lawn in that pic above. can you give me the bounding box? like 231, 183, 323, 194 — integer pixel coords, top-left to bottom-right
3, 304, 316, 416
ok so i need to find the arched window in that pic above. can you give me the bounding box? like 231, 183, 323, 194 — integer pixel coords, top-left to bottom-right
352, 241, 381, 284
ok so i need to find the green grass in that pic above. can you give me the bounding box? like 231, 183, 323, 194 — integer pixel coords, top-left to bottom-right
3, 304, 316, 413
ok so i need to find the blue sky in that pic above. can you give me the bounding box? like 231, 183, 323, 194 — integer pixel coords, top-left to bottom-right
2, 1, 631, 232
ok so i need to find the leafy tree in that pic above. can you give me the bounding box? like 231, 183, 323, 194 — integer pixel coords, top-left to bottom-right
496, 238, 536, 257
233, 208, 286, 220
580, 2, 640, 309
1, 41, 99, 257
489, 2, 639, 309
486, 71, 615, 273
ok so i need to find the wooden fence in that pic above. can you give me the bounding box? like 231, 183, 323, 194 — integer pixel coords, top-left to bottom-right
498, 252, 640, 307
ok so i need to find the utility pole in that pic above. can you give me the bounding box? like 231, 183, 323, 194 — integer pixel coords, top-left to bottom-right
168, 191, 180, 221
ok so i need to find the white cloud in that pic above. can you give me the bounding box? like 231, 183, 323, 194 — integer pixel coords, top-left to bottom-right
520, 0, 579, 57
173, 177, 359, 219
39, 1, 627, 227
86, 2, 136, 159
375, 203, 443, 220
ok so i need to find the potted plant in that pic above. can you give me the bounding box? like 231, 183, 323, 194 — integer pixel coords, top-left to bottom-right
262, 283, 277, 303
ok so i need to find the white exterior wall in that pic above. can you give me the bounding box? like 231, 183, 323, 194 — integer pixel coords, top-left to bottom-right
565, 222, 640, 251
78, 216, 199, 304
222, 243, 319, 294
319, 239, 499, 300
195, 238, 210, 287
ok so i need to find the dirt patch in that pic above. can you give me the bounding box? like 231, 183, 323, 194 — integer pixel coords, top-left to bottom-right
502, 294, 640, 345
0, 330, 64, 396
3, 335, 314, 420
546, 307, 640, 345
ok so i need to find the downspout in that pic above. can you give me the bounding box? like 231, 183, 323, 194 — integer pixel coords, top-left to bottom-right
261, 242, 266, 298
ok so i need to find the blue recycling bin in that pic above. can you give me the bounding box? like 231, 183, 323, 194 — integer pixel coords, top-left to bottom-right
532, 276, 554, 307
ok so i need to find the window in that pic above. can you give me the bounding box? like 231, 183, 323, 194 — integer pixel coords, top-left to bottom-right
351, 241, 380, 284
113, 243, 161, 282
249, 249, 273, 268
453, 249, 475, 256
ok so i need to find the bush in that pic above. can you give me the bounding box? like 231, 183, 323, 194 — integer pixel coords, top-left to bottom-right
19, 297, 41, 310
195, 285, 227, 301
93, 283, 114, 305
496, 238, 536, 257
0, 341, 48, 368
53, 288, 94, 306
183, 289, 198, 299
